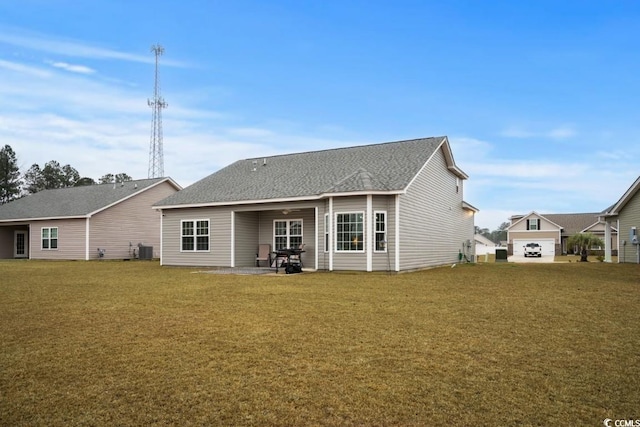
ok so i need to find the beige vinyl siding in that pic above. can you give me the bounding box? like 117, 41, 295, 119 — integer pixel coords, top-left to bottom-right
30, 219, 86, 260
234, 211, 259, 267
508, 231, 559, 241
618, 191, 640, 263
509, 215, 560, 233
89, 181, 177, 260
332, 196, 367, 271
399, 147, 471, 270
162, 206, 232, 267
371, 195, 396, 271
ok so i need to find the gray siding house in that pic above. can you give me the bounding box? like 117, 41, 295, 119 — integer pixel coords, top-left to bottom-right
0, 178, 180, 260
602, 175, 640, 263
154, 137, 477, 271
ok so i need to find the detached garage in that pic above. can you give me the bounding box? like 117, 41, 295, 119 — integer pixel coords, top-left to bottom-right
512, 239, 556, 257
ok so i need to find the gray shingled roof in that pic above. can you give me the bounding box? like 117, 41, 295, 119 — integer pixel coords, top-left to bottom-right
0, 178, 167, 221
156, 137, 455, 207
511, 212, 602, 236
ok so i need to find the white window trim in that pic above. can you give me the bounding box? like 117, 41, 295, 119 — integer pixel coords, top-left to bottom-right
180, 219, 210, 252
273, 218, 303, 250
41, 226, 58, 250
374, 210, 387, 253
334, 211, 365, 253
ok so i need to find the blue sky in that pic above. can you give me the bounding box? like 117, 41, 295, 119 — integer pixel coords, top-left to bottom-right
1, 0, 639, 230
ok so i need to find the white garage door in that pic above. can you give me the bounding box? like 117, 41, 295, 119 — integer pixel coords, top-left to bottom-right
513, 239, 555, 257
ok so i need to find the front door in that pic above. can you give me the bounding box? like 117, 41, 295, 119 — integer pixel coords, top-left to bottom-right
14, 231, 27, 258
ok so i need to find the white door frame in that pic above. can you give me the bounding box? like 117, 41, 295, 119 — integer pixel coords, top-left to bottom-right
14, 230, 28, 258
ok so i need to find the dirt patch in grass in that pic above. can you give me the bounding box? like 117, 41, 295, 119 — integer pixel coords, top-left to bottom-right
1, 260, 639, 426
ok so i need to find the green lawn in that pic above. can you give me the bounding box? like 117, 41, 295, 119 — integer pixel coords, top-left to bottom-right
1, 260, 639, 426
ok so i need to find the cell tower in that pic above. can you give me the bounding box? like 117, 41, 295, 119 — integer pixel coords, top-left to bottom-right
148, 44, 167, 178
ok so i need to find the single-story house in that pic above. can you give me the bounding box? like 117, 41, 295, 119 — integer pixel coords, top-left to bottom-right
153, 136, 478, 272
0, 178, 180, 260
474, 234, 497, 256
507, 211, 619, 257
602, 175, 640, 263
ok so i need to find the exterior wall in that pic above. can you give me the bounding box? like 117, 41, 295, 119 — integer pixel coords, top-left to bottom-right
508, 214, 561, 256
160, 200, 321, 268
618, 191, 640, 263
89, 181, 178, 260
29, 218, 86, 260
371, 195, 396, 271
331, 196, 367, 271
256, 208, 317, 269
399, 147, 473, 270
161, 206, 234, 267
0, 226, 17, 258
235, 211, 260, 267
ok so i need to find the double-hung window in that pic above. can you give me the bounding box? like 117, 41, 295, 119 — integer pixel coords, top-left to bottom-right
374, 211, 387, 252
181, 219, 209, 252
274, 219, 302, 250
527, 219, 540, 231
42, 227, 58, 250
335, 212, 364, 252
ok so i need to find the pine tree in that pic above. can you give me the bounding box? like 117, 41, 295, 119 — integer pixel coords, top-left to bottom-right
0, 145, 22, 204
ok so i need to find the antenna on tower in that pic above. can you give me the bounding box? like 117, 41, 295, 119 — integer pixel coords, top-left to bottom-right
148, 44, 167, 178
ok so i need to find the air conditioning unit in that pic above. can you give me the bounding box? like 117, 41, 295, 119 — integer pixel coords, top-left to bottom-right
138, 245, 153, 260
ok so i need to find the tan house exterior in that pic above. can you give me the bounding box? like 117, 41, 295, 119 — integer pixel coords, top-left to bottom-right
154, 137, 478, 272
0, 178, 180, 260
507, 211, 618, 257
602, 175, 640, 263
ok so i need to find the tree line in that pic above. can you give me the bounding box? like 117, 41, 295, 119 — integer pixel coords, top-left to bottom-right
0, 144, 132, 205
475, 222, 509, 245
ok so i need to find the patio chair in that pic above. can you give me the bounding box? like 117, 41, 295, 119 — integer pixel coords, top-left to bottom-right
256, 244, 272, 267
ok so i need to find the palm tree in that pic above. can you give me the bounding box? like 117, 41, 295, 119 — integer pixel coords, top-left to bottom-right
567, 232, 604, 262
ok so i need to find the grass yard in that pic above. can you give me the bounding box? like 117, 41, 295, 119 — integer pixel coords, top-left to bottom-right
1, 261, 639, 426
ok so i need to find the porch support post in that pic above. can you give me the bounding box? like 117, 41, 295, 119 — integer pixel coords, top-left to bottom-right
314, 206, 319, 270
329, 197, 333, 271
395, 194, 400, 272
604, 219, 612, 263
85, 217, 90, 260
230, 211, 235, 267
366, 194, 372, 272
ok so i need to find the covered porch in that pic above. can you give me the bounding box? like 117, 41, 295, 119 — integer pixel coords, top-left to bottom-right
0, 223, 30, 259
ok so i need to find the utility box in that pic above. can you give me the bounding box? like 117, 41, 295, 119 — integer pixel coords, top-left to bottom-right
495, 248, 508, 262
138, 246, 153, 260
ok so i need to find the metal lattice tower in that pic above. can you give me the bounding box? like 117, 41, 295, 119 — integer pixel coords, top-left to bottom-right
148, 44, 167, 178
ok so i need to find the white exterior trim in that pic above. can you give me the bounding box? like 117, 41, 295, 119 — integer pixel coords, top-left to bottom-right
395, 194, 400, 271
366, 195, 373, 272
85, 217, 90, 260
230, 211, 235, 267
328, 197, 333, 271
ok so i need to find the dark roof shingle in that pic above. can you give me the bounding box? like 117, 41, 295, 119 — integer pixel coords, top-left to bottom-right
156, 137, 453, 207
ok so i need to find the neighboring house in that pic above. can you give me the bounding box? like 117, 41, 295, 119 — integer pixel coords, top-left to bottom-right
474, 234, 496, 256
0, 178, 181, 260
507, 211, 619, 257
153, 136, 478, 272
602, 175, 640, 263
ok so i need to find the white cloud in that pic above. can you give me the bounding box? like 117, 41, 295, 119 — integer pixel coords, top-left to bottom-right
0, 27, 188, 67
499, 124, 577, 140
46, 60, 95, 74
